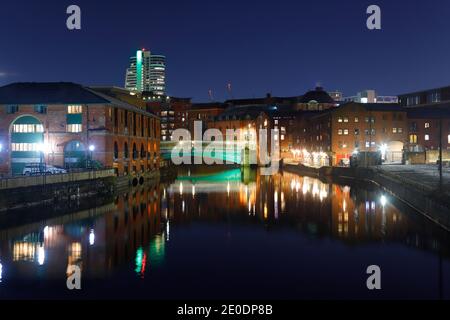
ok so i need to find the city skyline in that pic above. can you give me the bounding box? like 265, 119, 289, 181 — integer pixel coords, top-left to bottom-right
1, 0, 450, 304
1, 0, 450, 101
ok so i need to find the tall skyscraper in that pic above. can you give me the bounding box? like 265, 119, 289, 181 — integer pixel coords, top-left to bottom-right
125, 49, 166, 96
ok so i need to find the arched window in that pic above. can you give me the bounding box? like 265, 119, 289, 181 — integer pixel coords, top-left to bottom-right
10, 116, 45, 175
124, 142, 129, 159
132, 143, 138, 160
114, 142, 119, 160
140, 144, 146, 158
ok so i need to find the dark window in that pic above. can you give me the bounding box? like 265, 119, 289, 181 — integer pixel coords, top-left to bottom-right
7, 105, 19, 114
114, 108, 119, 128
34, 105, 47, 114
124, 142, 129, 159
114, 142, 119, 160
133, 143, 138, 159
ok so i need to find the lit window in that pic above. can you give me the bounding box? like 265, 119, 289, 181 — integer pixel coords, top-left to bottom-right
12, 124, 44, 133
354, 117, 359, 123
11, 143, 40, 152
425, 134, 430, 141
67, 124, 82, 133
281, 135, 285, 141
425, 122, 430, 128
398, 128, 403, 133
68, 105, 83, 114
448, 135, 450, 144
392, 128, 397, 133
344, 117, 349, 123
344, 129, 349, 135
338, 129, 343, 135
409, 134, 417, 144
338, 117, 343, 123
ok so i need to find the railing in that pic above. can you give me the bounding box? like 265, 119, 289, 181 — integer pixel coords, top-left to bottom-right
0, 169, 115, 191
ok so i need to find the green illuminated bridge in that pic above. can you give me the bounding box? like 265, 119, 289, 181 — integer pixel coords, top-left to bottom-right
161, 141, 254, 165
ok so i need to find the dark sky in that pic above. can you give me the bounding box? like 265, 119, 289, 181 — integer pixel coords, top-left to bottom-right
1, 0, 450, 102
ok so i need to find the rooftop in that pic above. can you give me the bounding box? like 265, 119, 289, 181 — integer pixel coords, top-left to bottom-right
0, 82, 158, 118
0, 82, 109, 105
298, 86, 335, 104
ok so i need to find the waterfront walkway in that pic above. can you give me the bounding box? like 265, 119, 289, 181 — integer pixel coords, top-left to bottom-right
376, 164, 450, 195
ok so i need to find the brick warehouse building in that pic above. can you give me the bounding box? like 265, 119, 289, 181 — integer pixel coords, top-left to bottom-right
0, 82, 160, 176
297, 102, 408, 166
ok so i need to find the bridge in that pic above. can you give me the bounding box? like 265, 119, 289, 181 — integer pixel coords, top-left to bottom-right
161, 141, 253, 165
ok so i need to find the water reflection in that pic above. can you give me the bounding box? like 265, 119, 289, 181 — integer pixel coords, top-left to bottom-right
0, 167, 448, 298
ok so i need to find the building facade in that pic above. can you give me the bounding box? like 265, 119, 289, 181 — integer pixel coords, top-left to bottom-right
344, 90, 398, 104
406, 106, 450, 153
125, 49, 166, 96
0, 82, 160, 176
146, 96, 191, 141
398, 86, 450, 107
296, 103, 407, 166
188, 102, 228, 135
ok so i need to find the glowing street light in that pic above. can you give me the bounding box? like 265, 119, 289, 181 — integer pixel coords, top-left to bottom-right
379, 143, 388, 160
89, 145, 95, 152
380, 195, 387, 207
89, 229, 95, 246
37, 142, 50, 154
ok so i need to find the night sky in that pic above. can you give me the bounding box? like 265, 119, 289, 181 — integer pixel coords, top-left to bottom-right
1, 0, 450, 101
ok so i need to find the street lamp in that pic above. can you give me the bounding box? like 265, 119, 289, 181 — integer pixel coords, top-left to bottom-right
37, 142, 50, 172
379, 143, 388, 161
380, 195, 387, 207
88, 145, 95, 169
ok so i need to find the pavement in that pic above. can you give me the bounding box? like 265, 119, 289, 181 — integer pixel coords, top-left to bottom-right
375, 164, 450, 193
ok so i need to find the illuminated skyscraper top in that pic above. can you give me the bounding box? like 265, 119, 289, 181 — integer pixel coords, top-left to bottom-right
125, 49, 166, 96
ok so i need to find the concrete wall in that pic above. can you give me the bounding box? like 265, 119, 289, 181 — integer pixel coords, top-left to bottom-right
425, 150, 450, 164
405, 152, 426, 164
0, 169, 115, 190
405, 150, 450, 164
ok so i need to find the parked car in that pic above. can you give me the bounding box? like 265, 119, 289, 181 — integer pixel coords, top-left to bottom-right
23, 164, 67, 175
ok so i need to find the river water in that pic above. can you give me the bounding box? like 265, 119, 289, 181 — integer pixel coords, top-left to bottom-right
0, 167, 449, 299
